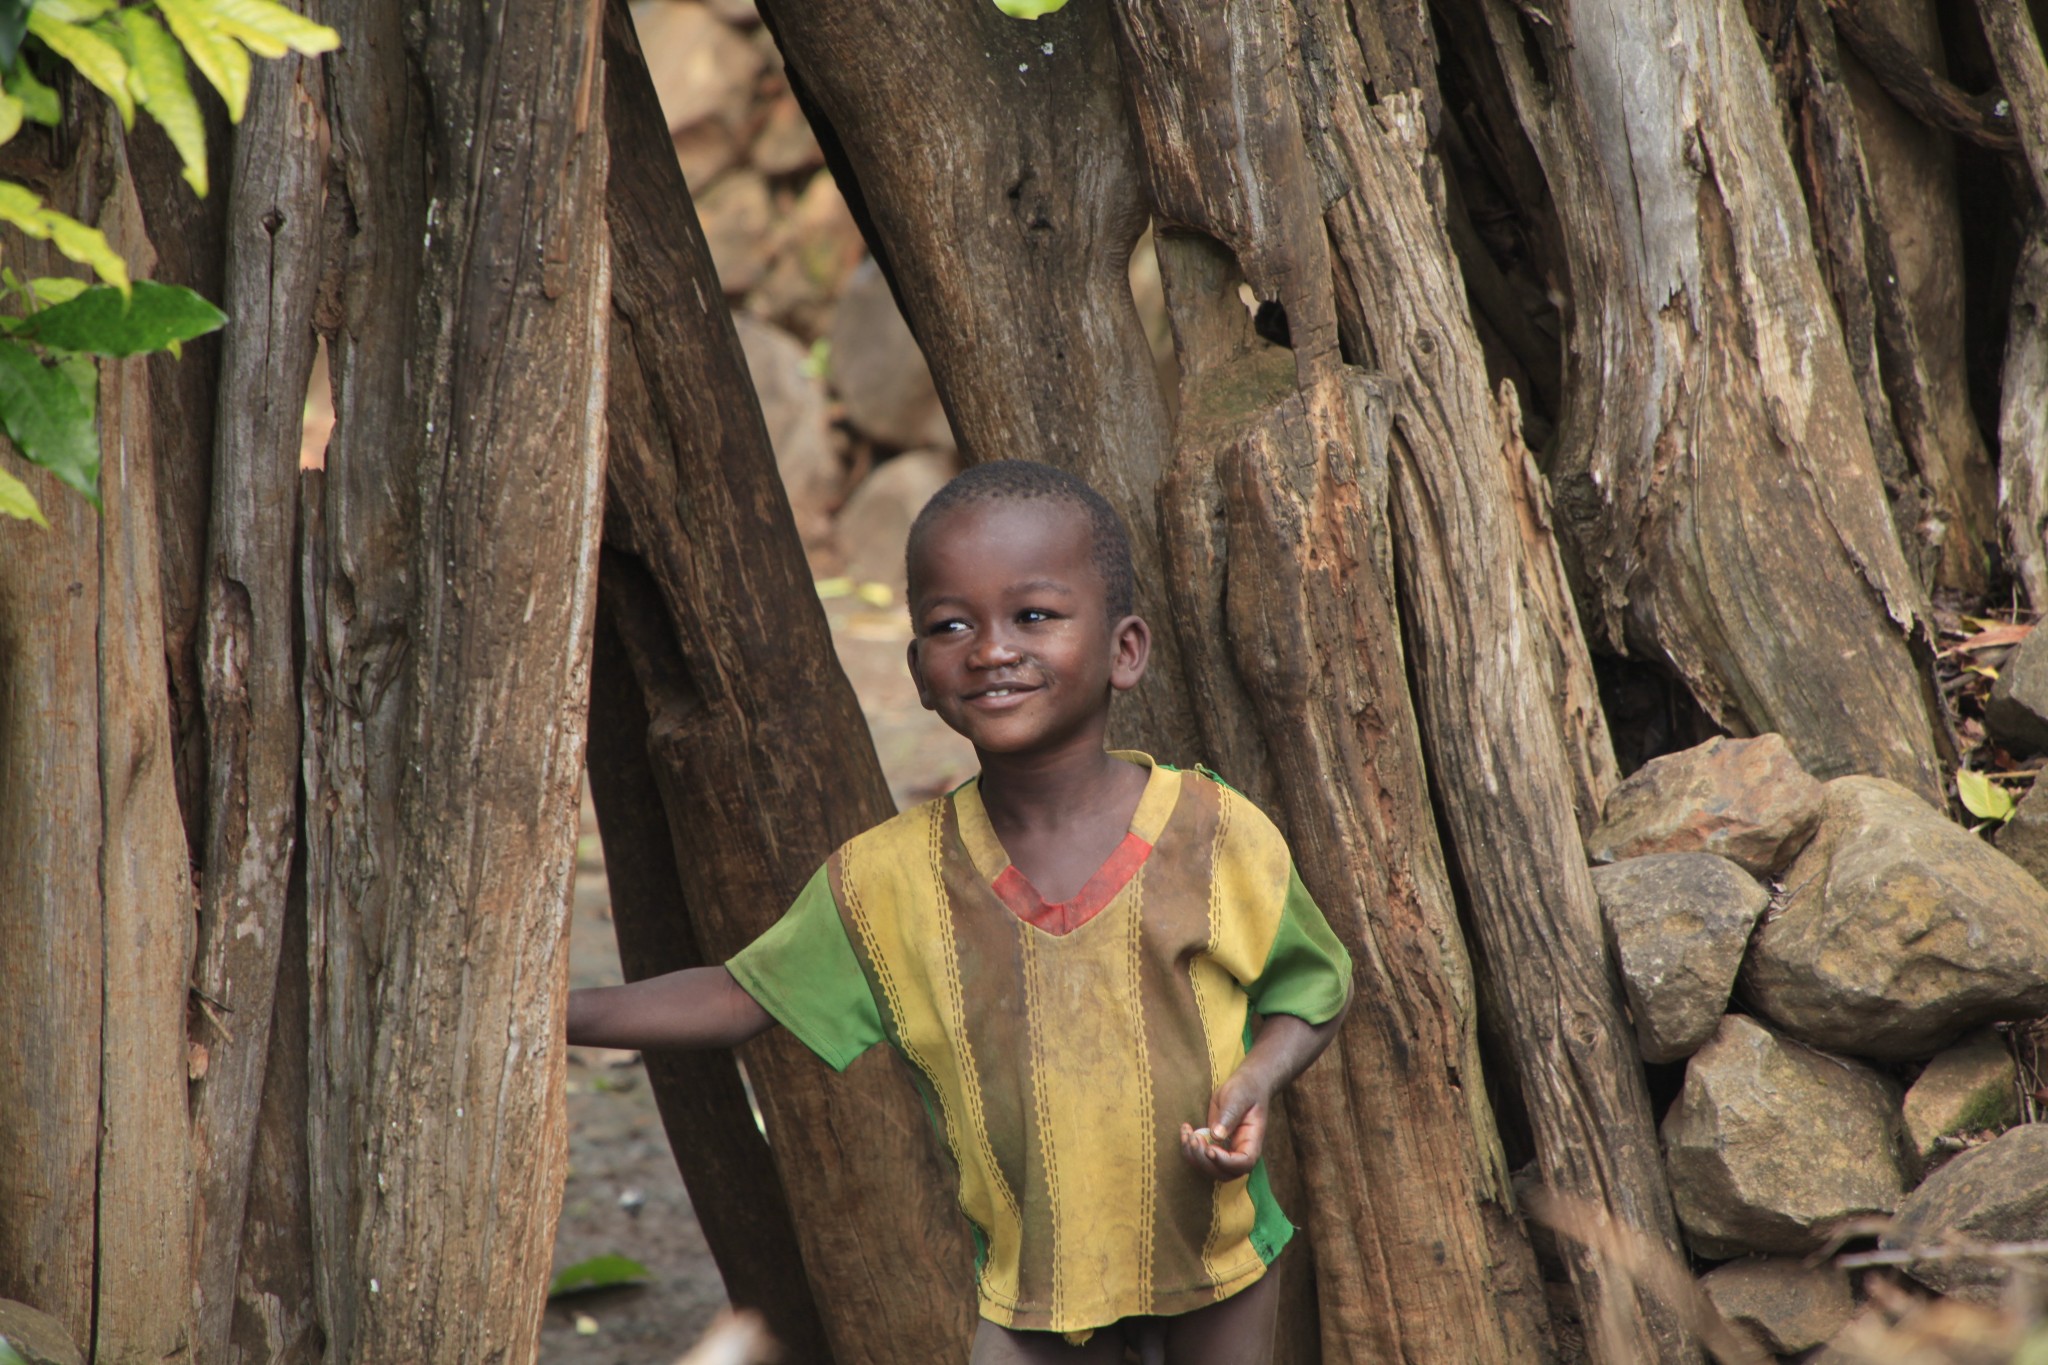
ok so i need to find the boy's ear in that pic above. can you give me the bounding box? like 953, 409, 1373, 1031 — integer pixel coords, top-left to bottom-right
905, 638, 937, 711
1110, 614, 1151, 693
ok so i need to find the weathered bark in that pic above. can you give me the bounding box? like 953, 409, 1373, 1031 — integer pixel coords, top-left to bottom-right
1466, 0, 1949, 805
2000, 231, 2048, 607
1156, 250, 1547, 1365
300, 0, 609, 1358
89, 151, 202, 1365
299, 1, 427, 1347
599, 7, 975, 1355
187, 50, 323, 1362
1292, 5, 1683, 1359
585, 598, 832, 1359
0, 445, 103, 1350
1978, 0, 2048, 607
230, 823, 320, 1365
1774, 0, 1925, 571
0, 109, 199, 1364
1114, 4, 1558, 1362
1772, 0, 1995, 592
754, 0, 1201, 766
129, 112, 230, 862
1825, 0, 2027, 152
1838, 1, 1997, 590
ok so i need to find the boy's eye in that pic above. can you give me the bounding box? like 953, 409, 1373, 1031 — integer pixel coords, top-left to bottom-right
1018, 608, 1055, 625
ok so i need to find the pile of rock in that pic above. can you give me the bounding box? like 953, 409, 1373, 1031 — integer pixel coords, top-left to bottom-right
1584, 735, 2047, 1359
632, 0, 960, 582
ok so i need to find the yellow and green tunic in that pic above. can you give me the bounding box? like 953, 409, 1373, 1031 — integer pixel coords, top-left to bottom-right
727, 754, 1352, 1335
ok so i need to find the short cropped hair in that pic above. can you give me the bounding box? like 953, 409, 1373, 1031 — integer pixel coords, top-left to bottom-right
906, 459, 1136, 619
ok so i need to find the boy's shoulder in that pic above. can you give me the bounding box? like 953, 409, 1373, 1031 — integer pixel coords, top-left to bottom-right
833, 789, 951, 865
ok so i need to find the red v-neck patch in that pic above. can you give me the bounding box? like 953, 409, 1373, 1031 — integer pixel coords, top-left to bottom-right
991, 832, 1155, 936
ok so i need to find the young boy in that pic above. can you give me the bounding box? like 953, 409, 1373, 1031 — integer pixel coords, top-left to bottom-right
567, 461, 1353, 1363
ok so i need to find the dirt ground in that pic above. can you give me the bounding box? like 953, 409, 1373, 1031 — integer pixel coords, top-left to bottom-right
540, 587, 973, 1365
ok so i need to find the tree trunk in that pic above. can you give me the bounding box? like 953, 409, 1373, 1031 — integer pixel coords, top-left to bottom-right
754, 0, 1203, 766
299, 0, 609, 1357
128, 110, 229, 864
1299, 40, 1689, 1362
1109, 4, 1553, 1362
187, 48, 323, 1362
598, 4, 976, 1357
1977, 0, 2048, 609
0, 108, 199, 1365
89, 144, 203, 1365
585, 600, 833, 1360
1463, 0, 1950, 805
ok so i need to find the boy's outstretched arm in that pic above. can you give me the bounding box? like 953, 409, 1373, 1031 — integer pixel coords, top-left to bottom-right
1178, 1004, 1350, 1181
566, 966, 776, 1052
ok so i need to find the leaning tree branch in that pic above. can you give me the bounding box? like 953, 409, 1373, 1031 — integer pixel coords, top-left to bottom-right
1824, 0, 2023, 153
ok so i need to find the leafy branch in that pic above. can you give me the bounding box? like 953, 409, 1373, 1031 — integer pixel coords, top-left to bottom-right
0, 0, 338, 526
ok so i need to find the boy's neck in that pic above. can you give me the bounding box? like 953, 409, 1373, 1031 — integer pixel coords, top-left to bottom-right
973, 732, 1145, 838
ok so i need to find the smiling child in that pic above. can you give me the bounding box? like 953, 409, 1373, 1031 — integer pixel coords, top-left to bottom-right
567, 460, 1353, 1363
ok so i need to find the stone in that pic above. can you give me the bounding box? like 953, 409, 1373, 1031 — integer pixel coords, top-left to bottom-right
1744, 776, 2048, 1060
1903, 1031, 2021, 1166
672, 120, 739, 191
735, 315, 840, 549
695, 171, 774, 296
747, 173, 866, 340
752, 94, 823, 177
1993, 779, 2048, 887
704, 0, 758, 24
0, 1299, 84, 1365
837, 451, 958, 590
630, 1, 762, 136
827, 258, 956, 451
1698, 1258, 1854, 1355
1592, 853, 1769, 1063
1986, 626, 2048, 753
1662, 1014, 1910, 1258
1588, 734, 1824, 875
1882, 1123, 2048, 1301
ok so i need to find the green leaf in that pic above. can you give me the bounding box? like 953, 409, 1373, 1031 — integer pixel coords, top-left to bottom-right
199, 0, 339, 58
157, 0, 247, 120
1957, 768, 2016, 824
118, 10, 207, 195
991, 0, 1070, 15
0, 1333, 33, 1365
27, 10, 133, 127
0, 182, 131, 293
0, 88, 20, 146
28, 276, 87, 306
0, 337, 98, 504
14, 280, 226, 356
8, 61, 61, 126
546, 1254, 649, 1299
36, 0, 116, 22
0, 460, 46, 525
0, 0, 27, 69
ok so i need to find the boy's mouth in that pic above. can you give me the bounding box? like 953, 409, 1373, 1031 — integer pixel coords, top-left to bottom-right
966, 682, 1040, 707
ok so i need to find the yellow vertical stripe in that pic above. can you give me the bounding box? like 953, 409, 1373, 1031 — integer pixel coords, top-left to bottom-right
1191, 793, 1267, 1290
840, 806, 1025, 1306
1125, 862, 1155, 1307
1025, 895, 1156, 1326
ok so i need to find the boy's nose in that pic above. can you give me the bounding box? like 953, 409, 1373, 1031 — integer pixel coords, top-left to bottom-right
970, 631, 1022, 667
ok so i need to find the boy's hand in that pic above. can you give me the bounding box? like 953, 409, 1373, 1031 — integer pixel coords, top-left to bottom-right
1178, 1070, 1270, 1181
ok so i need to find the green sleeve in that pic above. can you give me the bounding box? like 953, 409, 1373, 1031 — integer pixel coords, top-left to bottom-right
726, 865, 885, 1072
1243, 864, 1353, 1024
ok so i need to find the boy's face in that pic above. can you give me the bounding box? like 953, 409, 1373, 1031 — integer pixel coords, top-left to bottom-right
905, 499, 1148, 759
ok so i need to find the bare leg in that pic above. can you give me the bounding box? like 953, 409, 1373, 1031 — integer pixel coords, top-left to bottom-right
1159, 1263, 1281, 1365
969, 1321, 1128, 1365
